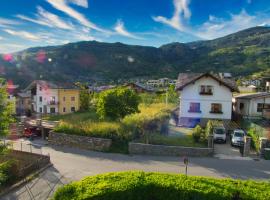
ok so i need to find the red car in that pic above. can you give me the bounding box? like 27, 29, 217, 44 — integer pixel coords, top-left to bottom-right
23, 127, 42, 138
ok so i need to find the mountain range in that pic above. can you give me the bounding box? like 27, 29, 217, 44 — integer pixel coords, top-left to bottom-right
1, 26, 270, 87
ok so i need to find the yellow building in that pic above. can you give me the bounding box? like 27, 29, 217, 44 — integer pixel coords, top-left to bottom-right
58, 89, 80, 114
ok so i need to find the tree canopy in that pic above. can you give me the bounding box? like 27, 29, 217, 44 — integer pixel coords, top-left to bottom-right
0, 79, 14, 136
97, 88, 140, 120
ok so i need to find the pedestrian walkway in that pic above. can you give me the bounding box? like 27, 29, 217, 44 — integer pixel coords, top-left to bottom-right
2, 167, 70, 200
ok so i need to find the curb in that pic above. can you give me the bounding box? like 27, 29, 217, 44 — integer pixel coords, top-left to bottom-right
0, 163, 53, 197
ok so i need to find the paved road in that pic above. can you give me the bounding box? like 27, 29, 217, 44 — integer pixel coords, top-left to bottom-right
2, 139, 270, 200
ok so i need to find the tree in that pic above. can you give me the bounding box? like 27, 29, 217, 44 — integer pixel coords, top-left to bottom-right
97, 88, 140, 120
0, 79, 14, 136
75, 82, 92, 111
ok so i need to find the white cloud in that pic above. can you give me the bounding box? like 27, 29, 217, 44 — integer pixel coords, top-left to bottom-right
46, 0, 109, 33
4, 29, 40, 41
153, 0, 191, 31
68, 0, 88, 8
0, 17, 20, 27
196, 10, 270, 40
0, 43, 26, 53
114, 20, 142, 39
17, 6, 74, 30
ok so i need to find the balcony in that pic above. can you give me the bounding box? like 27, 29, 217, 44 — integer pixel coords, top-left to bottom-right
47, 101, 59, 106
188, 109, 202, 113
199, 91, 213, 95
209, 110, 223, 114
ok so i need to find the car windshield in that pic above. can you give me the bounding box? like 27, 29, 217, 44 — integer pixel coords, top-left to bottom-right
215, 129, 225, 135
234, 132, 244, 137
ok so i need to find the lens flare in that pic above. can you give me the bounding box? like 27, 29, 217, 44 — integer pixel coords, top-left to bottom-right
36, 50, 46, 63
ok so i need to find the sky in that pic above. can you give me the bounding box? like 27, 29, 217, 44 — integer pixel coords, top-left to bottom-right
0, 0, 270, 53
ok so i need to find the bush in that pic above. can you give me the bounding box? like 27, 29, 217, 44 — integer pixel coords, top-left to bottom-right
0, 160, 17, 189
192, 125, 202, 142
52, 171, 270, 200
247, 128, 260, 152
97, 88, 140, 120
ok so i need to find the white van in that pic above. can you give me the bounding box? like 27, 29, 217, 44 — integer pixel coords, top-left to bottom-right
213, 126, 226, 143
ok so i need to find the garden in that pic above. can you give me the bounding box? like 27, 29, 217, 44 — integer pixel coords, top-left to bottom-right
47, 86, 207, 153
52, 171, 270, 200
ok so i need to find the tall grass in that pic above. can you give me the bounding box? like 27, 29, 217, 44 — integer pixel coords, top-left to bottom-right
54, 103, 175, 141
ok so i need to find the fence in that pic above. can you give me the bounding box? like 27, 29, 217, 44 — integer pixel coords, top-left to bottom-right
1, 139, 45, 155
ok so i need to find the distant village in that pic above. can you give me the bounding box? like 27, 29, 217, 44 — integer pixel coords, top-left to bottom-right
5, 73, 270, 124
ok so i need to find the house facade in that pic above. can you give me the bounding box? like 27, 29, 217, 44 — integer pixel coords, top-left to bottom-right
58, 89, 80, 114
176, 73, 238, 127
234, 93, 270, 119
25, 80, 80, 115
16, 92, 31, 116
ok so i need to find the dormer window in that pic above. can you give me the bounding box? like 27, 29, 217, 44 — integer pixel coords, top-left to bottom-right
200, 85, 213, 95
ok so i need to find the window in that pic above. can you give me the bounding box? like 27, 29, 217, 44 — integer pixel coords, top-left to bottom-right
39, 86, 42, 91
50, 107, 55, 113
239, 103, 244, 110
71, 107, 75, 112
39, 107, 42, 113
39, 96, 42, 102
63, 97, 66, 102
71, 97, 75, 101
210, 103, 222, 113
188, 103, 201, 113
200, 85, 213, 95
257, 103, 270, 112
63, 107, 66, 113
257, 103, 263, 112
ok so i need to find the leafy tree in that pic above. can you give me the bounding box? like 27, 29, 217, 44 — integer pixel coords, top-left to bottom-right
97, 88, 140, 120
167, 85, 178, 104
75, 82, 92, 111
0, 79, 14, 136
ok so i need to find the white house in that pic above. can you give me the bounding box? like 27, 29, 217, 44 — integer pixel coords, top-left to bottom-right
176, 73, 239, 127
234, 92, 270, 119
25, 80, 59, 114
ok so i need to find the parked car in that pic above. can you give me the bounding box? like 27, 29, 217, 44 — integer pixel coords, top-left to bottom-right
213, 126, 226, 143
23, 127, 42, 139
231, 129, 246, 147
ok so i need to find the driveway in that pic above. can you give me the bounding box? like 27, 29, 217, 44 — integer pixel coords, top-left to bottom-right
2, 138, 270, 200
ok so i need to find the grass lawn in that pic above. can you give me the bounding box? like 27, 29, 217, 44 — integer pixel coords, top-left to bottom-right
137, 134, 207, 148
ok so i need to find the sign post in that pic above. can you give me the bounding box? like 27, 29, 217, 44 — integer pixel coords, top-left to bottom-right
183, 156, 189, 177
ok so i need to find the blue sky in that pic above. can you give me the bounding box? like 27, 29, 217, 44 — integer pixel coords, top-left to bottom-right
0, 0, 270, 53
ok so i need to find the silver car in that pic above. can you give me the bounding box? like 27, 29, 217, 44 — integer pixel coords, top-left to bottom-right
231, 129, 246, 147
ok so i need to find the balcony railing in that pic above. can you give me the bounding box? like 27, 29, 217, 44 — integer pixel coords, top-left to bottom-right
199, 91, 213, 95
47, 101, 59, 105
210, 110, 223, 114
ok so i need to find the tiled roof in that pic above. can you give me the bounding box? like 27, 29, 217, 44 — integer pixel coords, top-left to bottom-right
176, 72, 239, 92
234, 92, 270, 99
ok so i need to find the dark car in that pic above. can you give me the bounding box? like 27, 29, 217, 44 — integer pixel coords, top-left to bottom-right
23, 127, 42, 139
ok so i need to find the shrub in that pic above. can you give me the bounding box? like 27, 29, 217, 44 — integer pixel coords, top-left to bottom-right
97, 88, 140, 120
247, 128, 260, 152
192, 125, 202, 142
0, 160, 18, 189
52, 171, 270, 200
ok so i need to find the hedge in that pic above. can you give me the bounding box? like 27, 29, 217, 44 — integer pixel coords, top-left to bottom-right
0, 160, 17, 190
52, 171, 270, 200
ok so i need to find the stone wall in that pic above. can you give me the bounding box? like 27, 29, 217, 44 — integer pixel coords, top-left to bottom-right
49, 131, 112, 151
129, 142, 214, 157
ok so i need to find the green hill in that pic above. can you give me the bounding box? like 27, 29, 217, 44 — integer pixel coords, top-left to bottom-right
1, 26, 270, 87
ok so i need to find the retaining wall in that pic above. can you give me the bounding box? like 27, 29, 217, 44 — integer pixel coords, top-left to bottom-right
49, 131, 112, 151
129, 142, 214, 157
